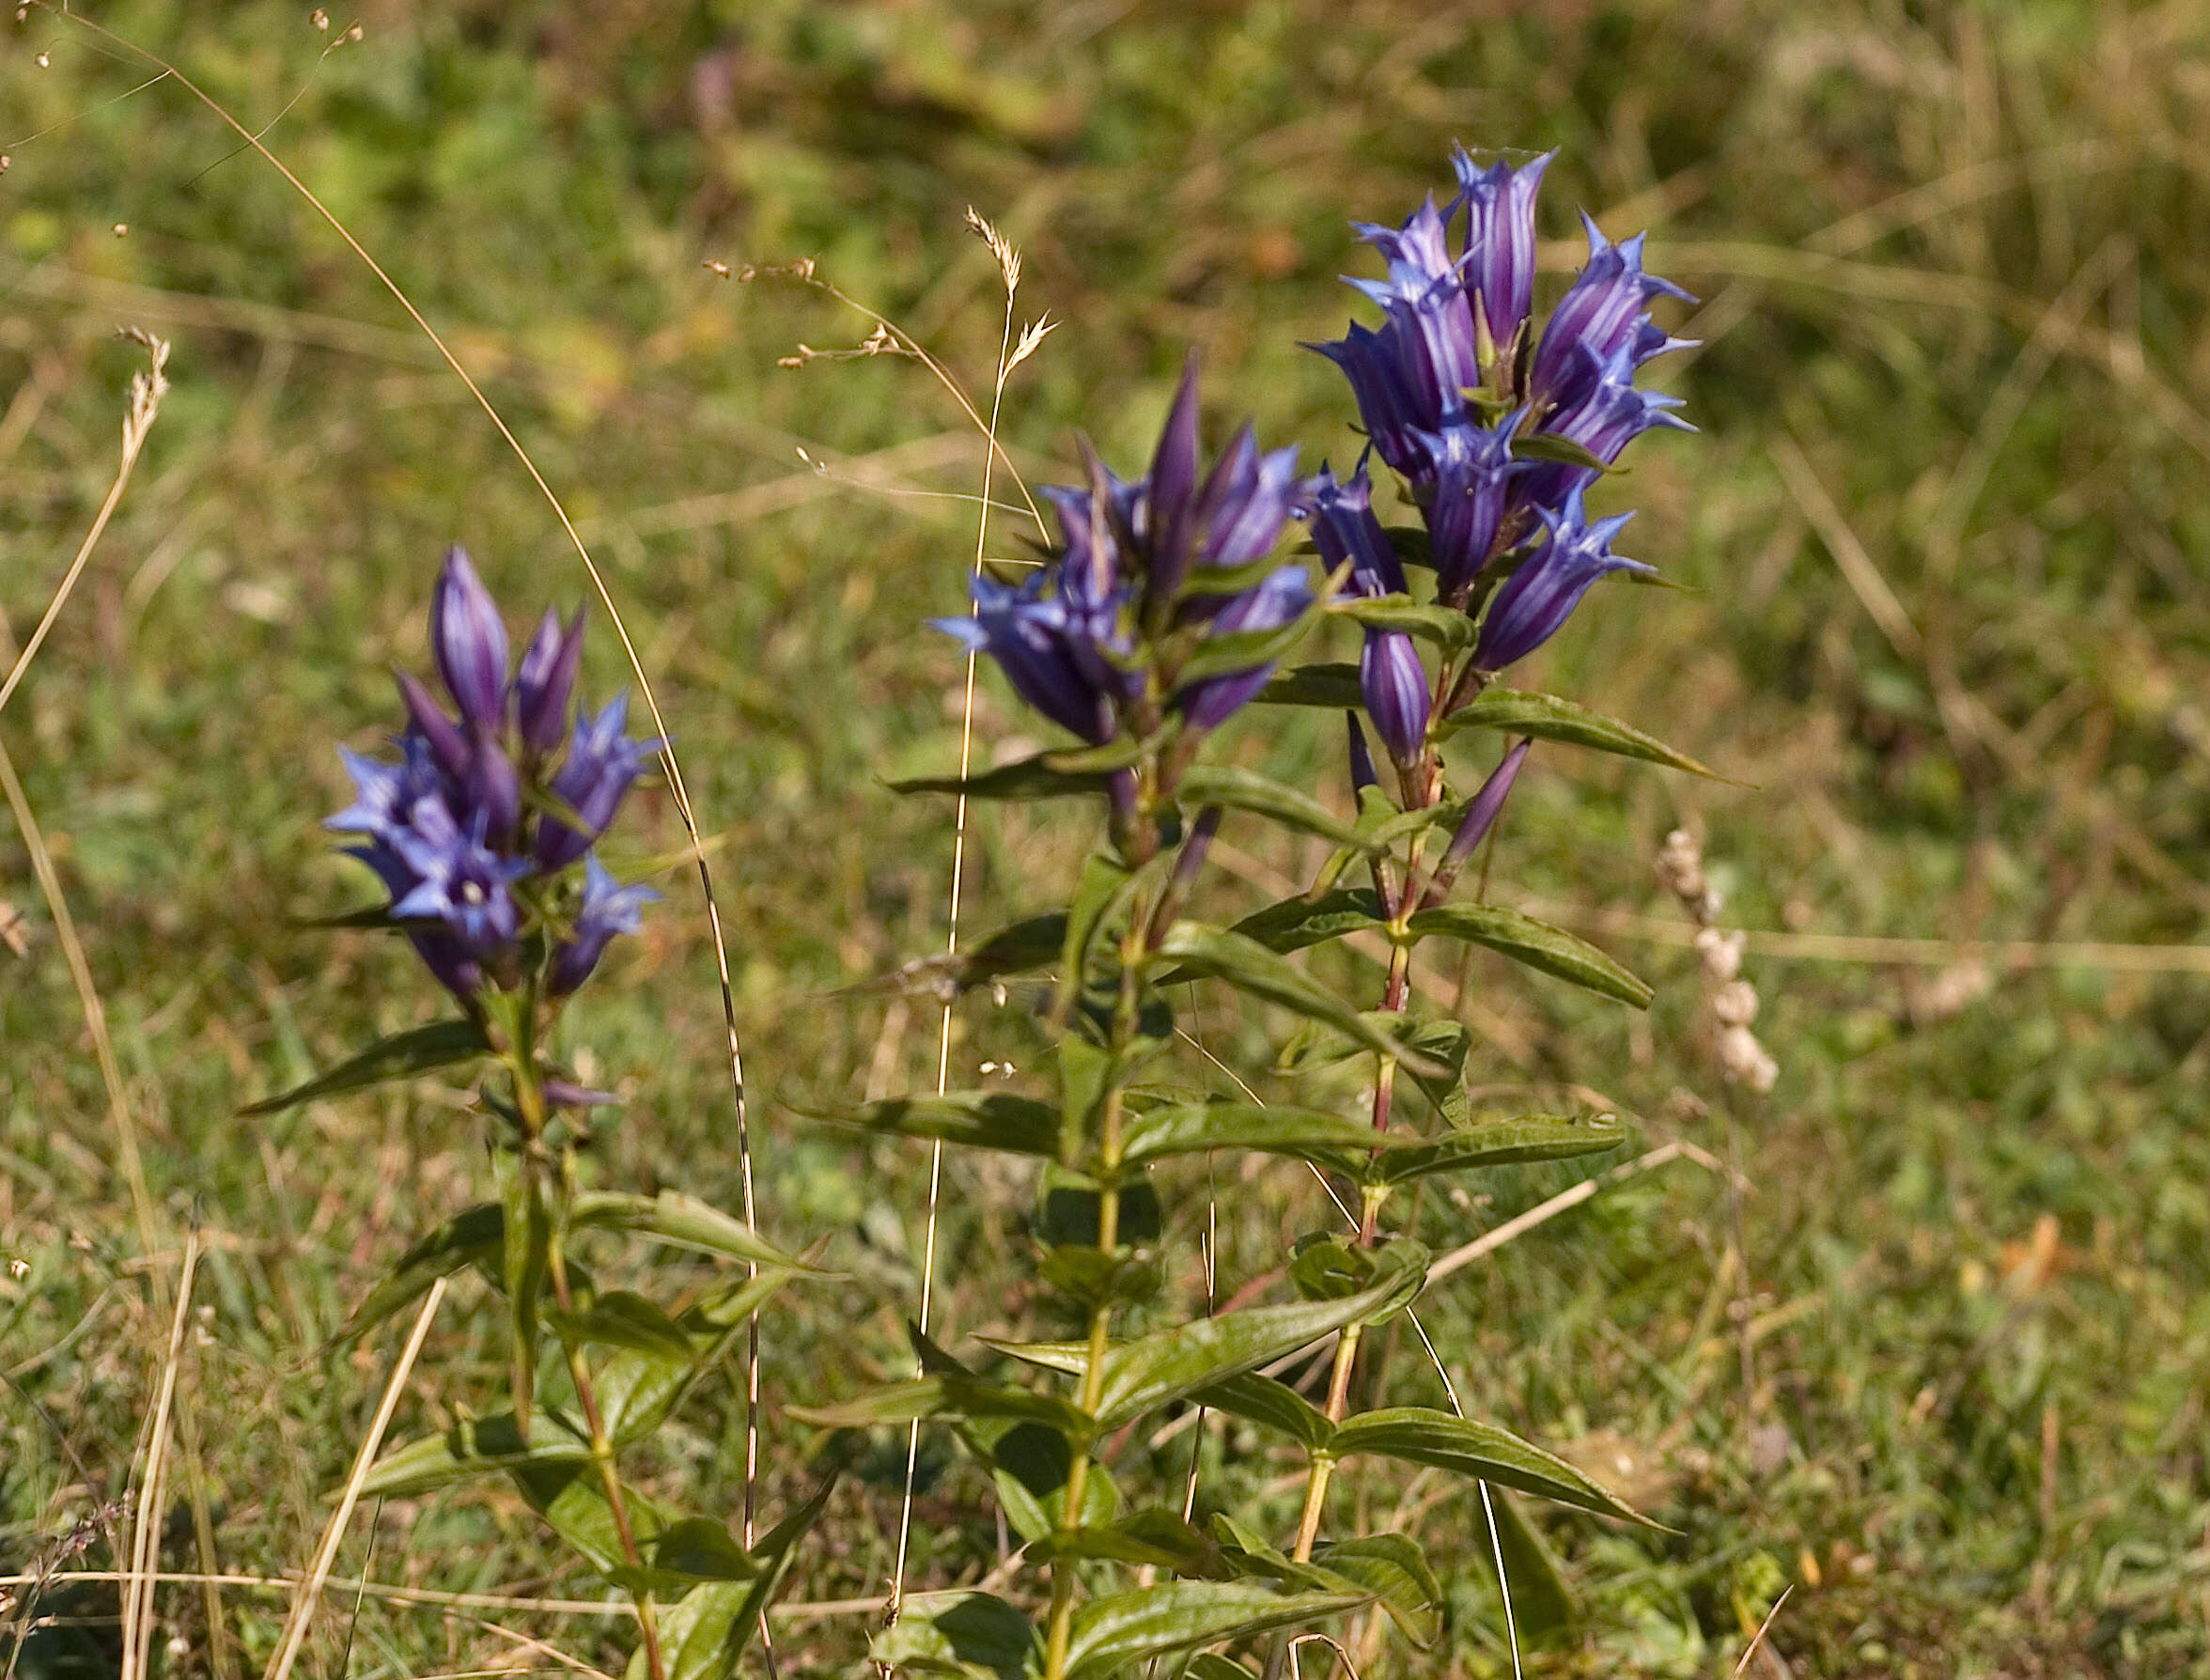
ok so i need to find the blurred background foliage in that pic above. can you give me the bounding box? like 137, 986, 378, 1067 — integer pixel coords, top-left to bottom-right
5, 1, 2210, 1674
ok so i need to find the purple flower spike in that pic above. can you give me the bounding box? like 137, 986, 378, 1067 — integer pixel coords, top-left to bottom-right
396, 669, 469, 780
1145, 353, 1204, 597
429, 547, 509, 731
1360, 629, 1430, 768
1515, 344, 1693, 513
1452, 148, 1553, 358
1195, 426, 1305, 571
1425, 738, 1533, 905
464, 735, 522, 843
548, 855, 659, 996
1176, 565, 1313, 730
934, 570, 1125, 747
1307, 325, 1431, 480
387, 794, 530, 958
344, 838, 484, 997
1409, 413, 1531, 603
537, 694, 658, 870
1346, 711, 1380, 796
516, 606, 587, 755
1529, 215, 1696, 412
1472, 488, 1652, 673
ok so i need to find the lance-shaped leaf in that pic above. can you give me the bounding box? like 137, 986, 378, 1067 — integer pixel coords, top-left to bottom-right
1439, 687, 1720, 779
1051, 851, 1157, 1024
1156, 923, 1445, 1077
547, 1291, 696, 1362
855, 912, 1066, 998
516, 1458, 673, 1579
1405, 905, 1652, 1008
240, 1019, 490, 1114
1331, 594, 1477, 656
1509, 430, 1624, 474
1312, 1533, 1443, 1648
1285, 1239, 1428, 1325
1253, 661, 1363, 709
1065, 1583, 1368, 1680
1363, 1112, 1627, 1185
1170, 589, 1332, 686
808, 1092, 1063, 1159
1017, 1269, 1424, 1431
503, 1167, 552, 1431
888, 748, 1121, 801
1187, 1373, 1334, 1452
1117, 1102, 1421, 1172
1029, 1509, 1219, 1575
1221, 889, 1384, 958
335, 1201, 502, 1346
568, 1190, 820, 1271
1329, 1408, 1653, 1524
599, 1267, 795, 1444
1187, 1658, 1261, 1680
869, 1590, 1040, 1680
968, 1418, 1121, 1542
640, 1481, 835, 1680
786, 1376, 1094, 1440
1176, 765, 1378, 854
1485, 1487, 1578, 1641
359, 1411, 590, 1498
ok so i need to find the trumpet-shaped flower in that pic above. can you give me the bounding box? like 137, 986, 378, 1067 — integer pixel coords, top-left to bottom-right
550, 855, 661, 996
1472, 488, 1652, 673
1304, 464, 1430, 766
1452, 148, 1552, 358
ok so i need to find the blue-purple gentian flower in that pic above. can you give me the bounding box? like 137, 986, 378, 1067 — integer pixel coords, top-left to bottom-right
1471, 488, 1652, 674
1311, 148, 1693, 663
1303, 462, 1429, 768
328, 549, 658, 1003
934, 358, 1313, 744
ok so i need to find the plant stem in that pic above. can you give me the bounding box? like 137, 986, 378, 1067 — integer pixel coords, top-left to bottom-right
512, 1056, 668, 1680
1042, 906, 1148, 1680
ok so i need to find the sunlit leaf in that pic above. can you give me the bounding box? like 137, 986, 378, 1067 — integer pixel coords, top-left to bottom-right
1331, 594, 1476, 655
1405, 905, 1652, 1008
1365, 1112, 1628, 1185
1438, 687, 1720, 779
811, 1092, 1063, 1159
336, 1201, 502, 1346
1330, 1408, 1653, 1524
568, 1190, 818, 1271
1117, 1102, 1418, 1171
1187, 1373, 1333, 1452
1177, 765, 1377, 853
239, 1019, 490, 1114
1155, 923, 1445, 1077
1312, 1532, 1443, 1647
358, 1412, 588, 1498
1065, 1583, 1367, 1680
1253, 661, 1363, 709
869, 1590, 1040, 1680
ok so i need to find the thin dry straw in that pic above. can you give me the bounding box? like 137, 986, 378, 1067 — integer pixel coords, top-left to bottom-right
117, 1234, 197, 1680
46, 4, 776, 1611
887, 208, 1028, 1632
262, 1276, 446, 1680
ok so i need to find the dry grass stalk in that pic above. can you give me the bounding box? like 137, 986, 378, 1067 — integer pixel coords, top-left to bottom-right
118, 1234, 199, 1680
261, 1276, 446, 1680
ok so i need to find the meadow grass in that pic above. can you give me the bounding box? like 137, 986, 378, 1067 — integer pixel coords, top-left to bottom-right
4, 2, 2210, 1674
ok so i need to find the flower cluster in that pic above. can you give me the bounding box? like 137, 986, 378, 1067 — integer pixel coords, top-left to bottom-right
329, 549, 658, 1003
1311, 148, 1693, 757
935, 360, 1312, 748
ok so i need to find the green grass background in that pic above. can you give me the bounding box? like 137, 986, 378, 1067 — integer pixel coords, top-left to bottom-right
5, 1, 2210, 1674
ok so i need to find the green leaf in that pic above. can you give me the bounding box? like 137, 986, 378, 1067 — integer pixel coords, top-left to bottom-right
240, 1019, 490, 1114
547, 1290, 696, 1362
516, 1459, 668, 1578
599, 1268, 795, 1445
335, 1202, 502, 1346
1438, 687, 1720, 779
1284, 1239, 1429, 1324
1330, 1408, 1653, 1524
1038, 1245, 1162, 1309
1187, 1373, 1334, 1452
1253, 661, 1363, 709
1156, 923, 1446, 1077
1175, 553, 1299, 600
973, 1420, 1121, 1541
1065, 1583, 1367, 1680
1051, 851, 1153, 1025
358, 1412, 589, 1498
1484, 1487, 1577, 1641
1176, 766, 1378, 854
786, 1377, 1093, 1440
1117, 1102, 1418, 1171
1509, 430, 1622, 474
888, 751, 1117, 801
634, 1517, 759, 1588
1405, 905, 1653, 1008
813, 1092, 1063, 1159
1037, 1167, 1164, 1247
502, 1167, 552, 1429
640, 1481, 835, 1680
857, 912, 1066, 999
1081, 1270, 1425, 1430
1312, 1533, 1443, 1647
869, 1590, 1040, 1680
1171, 591, 1330, 686
568, 1190, 818, 1271
1331, 594, 1476, 655
1366, 1113, 1629, 1186
1030, 1509, 1219, 1575
1220, 889, 1384, 957
1186, 1658, 1260, 1680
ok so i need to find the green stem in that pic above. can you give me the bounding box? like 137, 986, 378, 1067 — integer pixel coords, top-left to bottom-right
511, 1052, 668, 1680
1042, 907, 1147, 1680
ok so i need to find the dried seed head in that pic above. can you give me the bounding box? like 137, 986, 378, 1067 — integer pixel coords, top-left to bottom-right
1717, 1023, 1778, 1093
35, 49, 48, 67
1694, 926, 1744, 983
1711, 979, 1759, 1027
310, 7, 328, 28
343, 23, 363, 41
0, 155, 10, 174
1654, 827, 1705, 907
966, 205, 1020, 294
112, 222, 128, 238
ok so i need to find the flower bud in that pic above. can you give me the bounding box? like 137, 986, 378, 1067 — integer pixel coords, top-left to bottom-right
515, 606, 586, 754
429, 547, 509, 730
